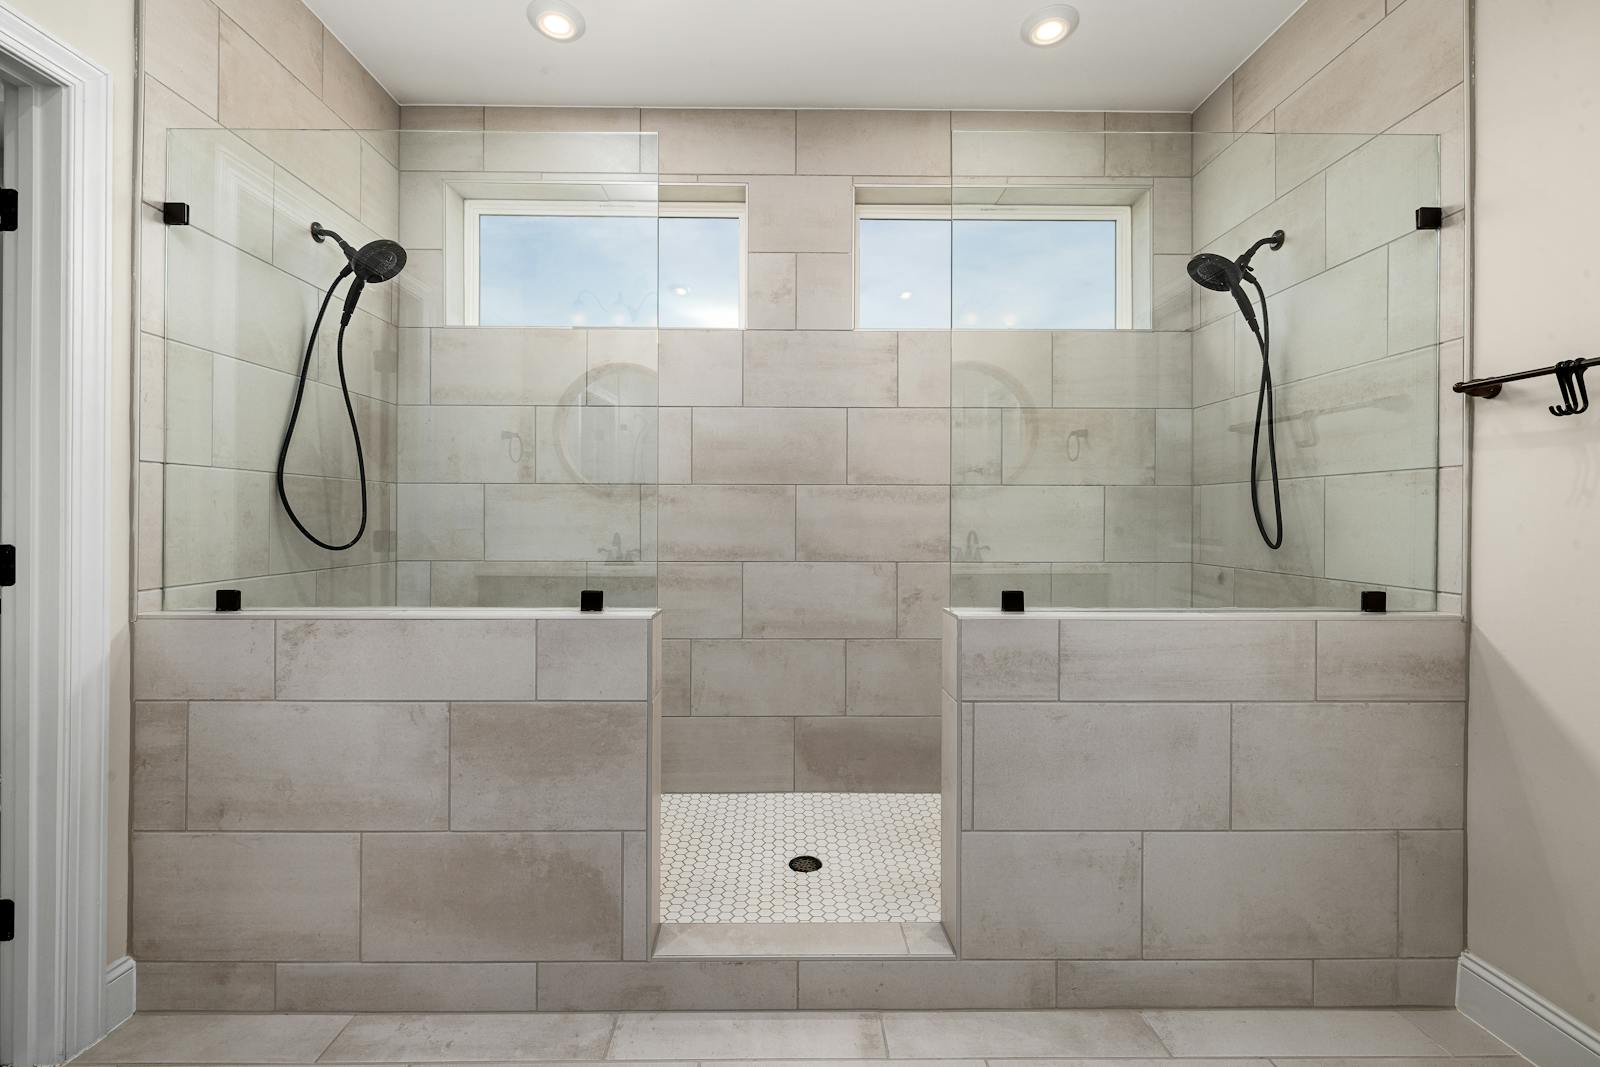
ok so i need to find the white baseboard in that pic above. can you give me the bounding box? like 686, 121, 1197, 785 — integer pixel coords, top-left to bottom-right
1458, 953, 1600, 1067
101, 957, 136, 1033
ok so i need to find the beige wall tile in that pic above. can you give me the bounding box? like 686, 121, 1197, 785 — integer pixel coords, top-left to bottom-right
537, 617, 651, 700
744, 331, 898, 406
662, 639, 692, 716
397, 483, 485, 560
898, 563, 951, 639
450, 702, 647, 829
643, 109, 796, 173
78, 1013, 352, 1064
276, 962, 539, 1011
743, 562, 897, 639
485, 106, 640, 132
747, 253, 798, 330
484, 484, 640, 561
1313, 958, 1456, 1006
846, 639, 940, 717
1059, 619, 1316, 701
187, 701, 448, 830
1327, 134, 1443, 264
974, 703, 1229, 829
398, 405, 538, 483
1001, 408, 1156, 485
748, 176, 854, 253
1276, 0, 1466, 134
132, 702, 188, 830
692, 639, 845, 717
321, 27, 399, 131
360, 832, 621, 960
799, 960, 1054, 1009
1052, 330, 1191, 409
952, 131, 1106, 177
135, 618, 274, 700
1057, 959, 1312, 1008
692, 408, 847, 484
1143, 831, 1398, 958
1104, 486, 1192, 563
145, 0, 220, 118
1399, 829, 1465, 957
658, 330, 743, 406
797, 485, 949, 562
961, 832, 1142, 958
1232, 702, 1465, 829
428, 327, 587, 405
659, 407, 692, 484
797, 110, 952, 176
951, 486, 1105, 563
218, 15, 341, 130
953, 331, 1054, 408
796, 253, 856, 330
1105, 133, 1192, 177
214, 0, 322, 93
136, 961, 276, 1011
1324, 470, 1438, 590
661, 716, 794, 792
795, 716, 940, 791
1317, 619, 1467, 700
131, 831, 359, 959
660, 484, 796, 561
953, 111, 1106, 133
321, 1012, 615, 1062
402, 105, 485, 130
539, 961, 798, 1010
1194, 477, 1325, 580
1194, 133, 1275, 248
659, 563, 742, 638
276, 618, 538, 700
1232, 0, 1387, 132
958, 618, 1060, 701
848, 409, 951, 485
610, 1012, 885, 1060
898, 331, 952, 408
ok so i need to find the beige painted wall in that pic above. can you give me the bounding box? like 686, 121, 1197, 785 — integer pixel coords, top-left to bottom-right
1468, 0, 1600, 1032
2, 0, 138, 963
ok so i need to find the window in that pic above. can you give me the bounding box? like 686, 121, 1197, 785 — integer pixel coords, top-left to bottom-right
465, 198, 745, 328
856, 206, 1132, 330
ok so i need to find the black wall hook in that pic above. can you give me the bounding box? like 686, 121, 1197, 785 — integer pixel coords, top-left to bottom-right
1550, 360, 1590, 416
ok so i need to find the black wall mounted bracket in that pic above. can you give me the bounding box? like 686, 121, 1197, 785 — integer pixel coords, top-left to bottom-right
162, 201, 191, 226
1456, 355, 1600, 415
1415, 206, 1443, 230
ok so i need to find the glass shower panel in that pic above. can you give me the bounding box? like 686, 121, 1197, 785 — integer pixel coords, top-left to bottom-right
161, 127, 660, 609
947, 129, 1443, 611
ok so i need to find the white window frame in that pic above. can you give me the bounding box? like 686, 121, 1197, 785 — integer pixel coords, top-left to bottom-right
462, 198, 747, 328
855, 203, 1134, 330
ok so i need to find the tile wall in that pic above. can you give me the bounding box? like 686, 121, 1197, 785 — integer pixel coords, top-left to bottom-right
944, 610, 1468, 1008
131, 612, 666, 1011
1188, 0, 1468, 609
391, 106, 1198, 793
138, 0, 404, 610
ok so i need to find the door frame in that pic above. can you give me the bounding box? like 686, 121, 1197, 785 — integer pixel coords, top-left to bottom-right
0, 5, 115, 1066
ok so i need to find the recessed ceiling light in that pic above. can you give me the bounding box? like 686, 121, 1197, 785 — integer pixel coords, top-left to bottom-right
1022, 4, 1079, 47
529, 0, 585, 42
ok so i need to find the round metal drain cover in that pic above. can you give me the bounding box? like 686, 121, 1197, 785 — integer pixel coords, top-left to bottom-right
788, 855, 822, 873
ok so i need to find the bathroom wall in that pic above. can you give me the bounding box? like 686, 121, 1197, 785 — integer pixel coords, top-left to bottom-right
945, 610, 1468, 1008
393, 106, 1196, 792
137, 0, 403, 611
1187, 0, 1467, 610
1469, 0, 1600, 1036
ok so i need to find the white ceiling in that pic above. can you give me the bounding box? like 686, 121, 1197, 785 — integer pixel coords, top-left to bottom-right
303, 0, 1306, 112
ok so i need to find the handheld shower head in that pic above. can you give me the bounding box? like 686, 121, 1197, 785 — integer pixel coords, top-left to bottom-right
1186, 252, 1243, 293
311, 222, 408, 283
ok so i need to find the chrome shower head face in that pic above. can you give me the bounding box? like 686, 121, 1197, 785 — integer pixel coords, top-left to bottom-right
1186, 252, 1242, 293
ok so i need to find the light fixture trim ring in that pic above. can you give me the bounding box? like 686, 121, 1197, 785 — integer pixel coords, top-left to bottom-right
528, 0, 586, 42
1022, 4, 1080, 47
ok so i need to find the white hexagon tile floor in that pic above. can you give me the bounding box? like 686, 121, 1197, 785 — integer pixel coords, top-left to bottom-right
659, 791, 941, 922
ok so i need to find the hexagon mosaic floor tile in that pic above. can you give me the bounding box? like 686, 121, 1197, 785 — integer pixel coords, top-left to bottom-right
659, 792, 941, 923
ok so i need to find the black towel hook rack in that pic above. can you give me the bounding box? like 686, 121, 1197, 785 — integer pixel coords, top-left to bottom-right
1454, 355, 1600, 417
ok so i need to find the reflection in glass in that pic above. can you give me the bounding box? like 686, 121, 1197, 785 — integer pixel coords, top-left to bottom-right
954, 219, 1116, 330
858, 219, 952, 329
479, 214, 658, 327
659, 216, 741, 328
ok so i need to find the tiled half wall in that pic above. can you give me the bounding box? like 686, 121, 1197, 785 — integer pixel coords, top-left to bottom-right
942, 610, 1467, 1009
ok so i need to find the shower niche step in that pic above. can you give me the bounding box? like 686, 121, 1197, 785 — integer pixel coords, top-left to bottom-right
652, 920, 955, 959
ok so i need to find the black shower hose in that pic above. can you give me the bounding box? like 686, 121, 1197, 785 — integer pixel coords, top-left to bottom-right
275, 265, 369, 551
1243, 271, 1284, 550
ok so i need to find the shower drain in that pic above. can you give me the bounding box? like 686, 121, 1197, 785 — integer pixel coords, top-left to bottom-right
788, 855, 822, 873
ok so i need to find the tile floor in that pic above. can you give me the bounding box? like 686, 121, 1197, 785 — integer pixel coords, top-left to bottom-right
76, 1008, 1526, 1065
660, 792, 942, 923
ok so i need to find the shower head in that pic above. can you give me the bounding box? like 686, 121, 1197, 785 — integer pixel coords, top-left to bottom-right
311, 222, 408, 283
1186, 252, 1242, 292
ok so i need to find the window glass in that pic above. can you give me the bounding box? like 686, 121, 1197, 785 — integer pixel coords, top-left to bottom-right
659, 216, 741, 328
858, 218, 952, 329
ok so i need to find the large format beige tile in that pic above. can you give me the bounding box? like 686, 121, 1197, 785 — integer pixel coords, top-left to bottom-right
797, 110, 952, 175
1000, 409, 1156, 486
320, 1012, 616, 1062
797, 486, 950, 562
799, 961, 1054, 1010
974, 703, 1229, 829
847, 409, 951, 485
961, 833, 1142, 959
1057, 959, 1313, 1008
748, 176, 855, 253
1052, 331, 1191, 409
1231, 703, 1465, 829
537, 961, 798, 1011
484, 484, 642, 561
275, 963, 540, 1012
450, 702, 647, 829
744, 331, 899, 407
131, 832, 359, 960
693, 408, 848, 484
1059, 619, 1316, 701
1317, 619, 1467, 700
1314, 958, 1457, 1007
659, 485, 797, 562
360, 833, 621, 961
135, 962, 276, 1011
428, 328, 587, 404
77, 1012, 351, 1063
186, 701, 448, 830
218, 15, 341, 130
643, 109, 796, 174
846, 639, 940, 717
609, 1012, 887, 1059
1142, 831, 1399, 958
1142, 1009, 1453, 1057
957, 618, 1060, 701
131, 702, 187, 830
1400, 1010, 1518, 1056
134, 619, 274, 701
692, 639, 845, 717
881, 1010, 1169, 1058
658, 330, 744, 406
537, 617, 651, 700
1230, 0, 1386, 132
950, 486, 1104, 563
650, 921, 910, 958
276, 619, 538, 700
795, 716, 940, 791
1399, 830, 1465, 957
743, 563, 897, 638
661, 717, 794, 792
